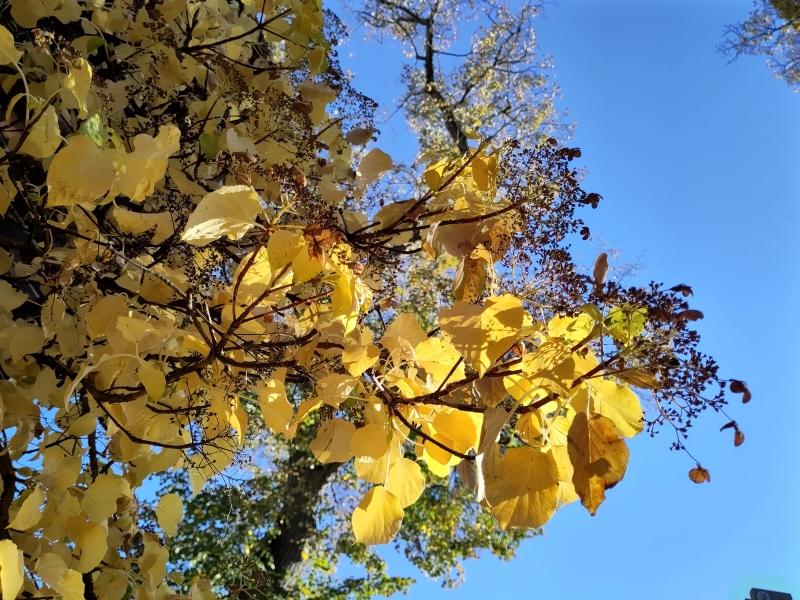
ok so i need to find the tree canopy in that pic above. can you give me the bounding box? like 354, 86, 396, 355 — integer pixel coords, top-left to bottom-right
0, 1, 747, 598
723, 0, 800, 89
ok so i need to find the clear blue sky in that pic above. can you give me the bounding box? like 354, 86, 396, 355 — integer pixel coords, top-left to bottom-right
333, 0, 800, 598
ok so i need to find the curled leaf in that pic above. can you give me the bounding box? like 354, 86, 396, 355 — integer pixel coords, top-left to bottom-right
688, 466, 711, 484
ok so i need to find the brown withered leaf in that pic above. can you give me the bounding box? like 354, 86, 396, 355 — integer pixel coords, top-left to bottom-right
688, 466, 711, 484
669, 284, 694, 297
592, 252, 608, 290
676, 309, 704, 322
734, 429, 745, 447
729, 379, 751, 403
304, 224, 341, 262
346, 127, 375, 145
719, 420, 737, 432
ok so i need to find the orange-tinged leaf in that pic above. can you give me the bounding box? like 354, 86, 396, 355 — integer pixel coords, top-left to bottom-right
689, 466, 711, 483
351, 486, 403, 545
567, 412, 629, 515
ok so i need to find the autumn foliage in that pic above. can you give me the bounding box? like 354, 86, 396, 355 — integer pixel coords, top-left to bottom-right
0, 1, 746, 598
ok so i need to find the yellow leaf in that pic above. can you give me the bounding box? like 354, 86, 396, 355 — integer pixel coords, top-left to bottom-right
291, 241, 324, 283
0, 25, 22, 65
9, 323, 44, 363
350, 423, 390, 459
567, 412, 629, 515
93, 568, 128, 600
19, 105, 61, 158
310, 418, 355, 463
342, 328, 379, 376
267, 229, 302, 271
62, 58, 93, 118
140, 535, 168, 587
7, 485, 44, 531
572, 379, 643, 438
351, 486, 404, 545
503, 341, 573, 405
47, 135, 114, 206
138, 360, 166, 401
286, 397, 323, 439
385, 457, 425, 508
381, 313, 427, 362
315, 373, 358, 407
114, 126, 180, 202
355, 440, 401, 483
109, 204, 176, 244
485, 446, 560, 529
471, 156, 490, 191
439, 294, 526, 376
431, 409, 482, 457
547, 312, 596, 344
76, 521, 107, 572
549, 445, 579, 506
414, 336, 465, 390
81, 473, 131, 523
156, 492, 183, 537
0, 539, 24, 600
57, 569, 85, 600
0, 280, 27, 313
181, 185, 262, 245
258, 368, 293, 434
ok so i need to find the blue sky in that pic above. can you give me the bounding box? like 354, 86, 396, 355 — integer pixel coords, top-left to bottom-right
334, 0, 800, 598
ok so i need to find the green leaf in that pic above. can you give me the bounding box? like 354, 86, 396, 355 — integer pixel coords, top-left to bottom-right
199, 132, 219, 159
603, 306, 647, 344
78, 113, 108, 147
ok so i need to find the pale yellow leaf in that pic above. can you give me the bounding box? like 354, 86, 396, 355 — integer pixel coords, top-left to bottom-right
156, 493, 183, 537
0, 540, 24, 600
19, 105, 61, 158
258, 368, 293, 435
7, 485, 44, 531
138, 360, 166, 401
572, 379, 643, 438
81, 473, 131, 523
0, 280, 27, 313
76, 522, 107, 572
0, 25, 22, 65
181, 185, 261, 245
114, 126, 180, 202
